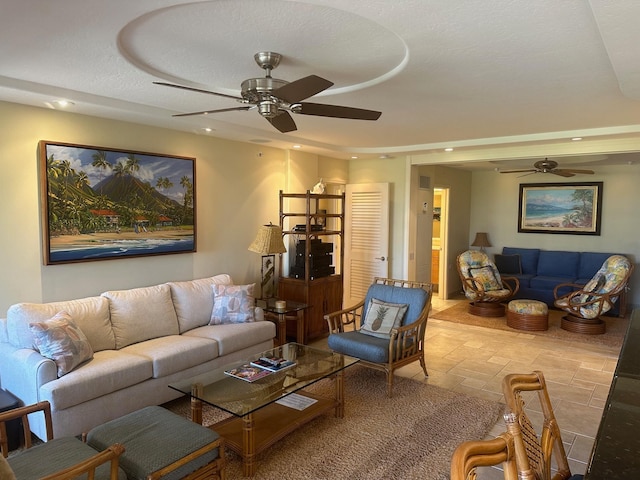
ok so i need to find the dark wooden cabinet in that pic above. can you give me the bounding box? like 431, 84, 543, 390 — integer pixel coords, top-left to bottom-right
278, 191, 344, 343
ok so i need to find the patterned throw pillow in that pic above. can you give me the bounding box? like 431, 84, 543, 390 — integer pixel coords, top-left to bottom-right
360, 298, 408, 338
210, 284, 256, 324
29, 311, 94, 377
468, 266, 502, 291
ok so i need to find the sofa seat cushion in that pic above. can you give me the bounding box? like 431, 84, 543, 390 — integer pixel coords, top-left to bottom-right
121, 336, 219, 378
167, 274, 233, 333
6, 296, 115, 352
39, 350, 153, 410
8, 436, 126, 480
530, 275, 575, 290
512, 274, 535, 288
183, 321, 275, 356
102, 284, 179, 349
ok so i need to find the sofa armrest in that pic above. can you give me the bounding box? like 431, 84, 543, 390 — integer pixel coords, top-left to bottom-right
0, 342, 57, 405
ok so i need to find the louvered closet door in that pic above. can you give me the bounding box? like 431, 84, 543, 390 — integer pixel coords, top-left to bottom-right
344, 183, 389, 307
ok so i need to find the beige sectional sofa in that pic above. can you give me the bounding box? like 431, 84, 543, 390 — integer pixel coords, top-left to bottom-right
0, 274, 275, 440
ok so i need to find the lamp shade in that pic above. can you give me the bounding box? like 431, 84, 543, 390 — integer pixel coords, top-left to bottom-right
248, 224, 287, 254
471, 232, 491, 248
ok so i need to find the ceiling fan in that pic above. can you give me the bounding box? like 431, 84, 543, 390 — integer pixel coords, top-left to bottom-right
498, 159, 594, 177
154, 51, 382, 133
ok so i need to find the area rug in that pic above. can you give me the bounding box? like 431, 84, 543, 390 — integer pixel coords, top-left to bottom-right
430, 301, 627, 349
163, 366, 504, 480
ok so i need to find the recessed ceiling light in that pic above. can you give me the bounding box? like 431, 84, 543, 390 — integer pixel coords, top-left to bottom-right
54, 100, 74, 108
351, 156, 358, 159
444, 148, 454, 152
292, 145, 301, 149
571, 137, 583, 141
202, 128, 213, 132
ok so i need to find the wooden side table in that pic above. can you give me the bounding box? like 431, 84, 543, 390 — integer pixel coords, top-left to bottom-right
260, 299, 309, 345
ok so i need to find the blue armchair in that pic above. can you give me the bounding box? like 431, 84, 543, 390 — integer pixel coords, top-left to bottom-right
325, 278, 432, 397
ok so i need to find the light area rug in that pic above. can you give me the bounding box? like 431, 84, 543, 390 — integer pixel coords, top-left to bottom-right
163, 366, 504, 480
430, 301, 627, 349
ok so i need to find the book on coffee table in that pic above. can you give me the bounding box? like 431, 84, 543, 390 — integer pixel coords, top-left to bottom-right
224, 364, 273, 382
250, 356, 296, 372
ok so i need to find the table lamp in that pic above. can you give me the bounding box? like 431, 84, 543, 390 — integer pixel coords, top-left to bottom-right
471, 232, 491, 252
248, 223, 287, 299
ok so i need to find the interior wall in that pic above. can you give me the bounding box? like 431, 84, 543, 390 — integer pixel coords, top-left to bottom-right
0, 101, 290, 314
470, 166, 640, 306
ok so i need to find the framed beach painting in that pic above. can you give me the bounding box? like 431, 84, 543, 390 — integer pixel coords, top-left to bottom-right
518, 182, 603, 235
39, 140, 196, 265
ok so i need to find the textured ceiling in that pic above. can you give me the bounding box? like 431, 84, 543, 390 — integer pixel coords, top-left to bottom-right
2, 0, 640, 167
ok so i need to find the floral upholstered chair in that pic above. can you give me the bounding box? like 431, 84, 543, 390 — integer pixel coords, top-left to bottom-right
325, 277, 432, 397
554, 254, 633, 334
456, 250, 519, 317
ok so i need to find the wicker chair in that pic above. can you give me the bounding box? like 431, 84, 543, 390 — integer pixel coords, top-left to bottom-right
450, 432, 518, 480
325, 277, 432, 397
457, 250, 519, 317
502, 371, 584, 480
0, 401, 125, 480
554, 254, 633, 334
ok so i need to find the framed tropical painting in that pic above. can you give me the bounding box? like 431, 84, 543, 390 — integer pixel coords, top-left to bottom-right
518, 182, 603, 235
39, 140, 196, 264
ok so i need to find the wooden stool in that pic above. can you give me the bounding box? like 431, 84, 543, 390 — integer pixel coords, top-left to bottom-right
507, 299, 549, 331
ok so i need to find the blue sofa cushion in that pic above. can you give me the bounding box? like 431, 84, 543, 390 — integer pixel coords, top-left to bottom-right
363, 283, 428, 326
578, 252, 616, 281
530, 275, 575, 291
328, 331, 389, 363
502, 247, 540, 275
537, 251, 579, 278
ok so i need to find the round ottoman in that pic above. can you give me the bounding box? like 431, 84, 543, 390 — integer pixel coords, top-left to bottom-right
507, 299, 549, 331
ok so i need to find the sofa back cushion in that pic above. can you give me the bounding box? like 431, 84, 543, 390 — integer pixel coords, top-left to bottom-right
502, 247, 540, 275
167, 274, 233, 333
537, 250, 580, 278
6, 296, 115, 352
578, 252, 618, 281
102, 284, 178, 349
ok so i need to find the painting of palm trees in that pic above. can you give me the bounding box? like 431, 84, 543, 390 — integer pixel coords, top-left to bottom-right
518, 182, 603, 235
40, 141, 196, 264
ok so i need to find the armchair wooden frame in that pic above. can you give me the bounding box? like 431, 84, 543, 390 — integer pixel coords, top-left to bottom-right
450, 432, 518, 480
554, 257, 634, 334
502, 371, 576, 480
325, 277, 432, 397
456, 251, 519, 317
0, 401, 124, 480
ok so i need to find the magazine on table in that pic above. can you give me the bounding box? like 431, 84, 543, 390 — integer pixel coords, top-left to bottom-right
250, 355, 297, 372
224, 364, 273, 382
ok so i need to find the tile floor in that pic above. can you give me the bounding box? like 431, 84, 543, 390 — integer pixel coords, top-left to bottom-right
315, 294, 622, 479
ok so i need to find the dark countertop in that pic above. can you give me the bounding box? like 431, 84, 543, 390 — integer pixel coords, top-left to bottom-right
586, 309, 640, 479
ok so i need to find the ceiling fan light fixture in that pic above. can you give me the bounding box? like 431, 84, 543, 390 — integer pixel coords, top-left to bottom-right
258, 101, 279, 118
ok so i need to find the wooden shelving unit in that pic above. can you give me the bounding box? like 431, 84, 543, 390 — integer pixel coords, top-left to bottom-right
277, 190, 345, 342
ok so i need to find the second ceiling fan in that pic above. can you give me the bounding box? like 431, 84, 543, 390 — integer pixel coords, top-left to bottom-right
155, 51, 382, 133
499, 159, 594, 177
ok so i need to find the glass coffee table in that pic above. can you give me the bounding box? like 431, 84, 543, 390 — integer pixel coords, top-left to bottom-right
169, 343, 359, 477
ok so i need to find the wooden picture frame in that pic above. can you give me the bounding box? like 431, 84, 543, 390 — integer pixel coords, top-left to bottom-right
39, 140, 196, 264
518, 182, 603, 235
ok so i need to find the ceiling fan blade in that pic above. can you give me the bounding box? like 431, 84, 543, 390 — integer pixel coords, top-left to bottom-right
273, 75, 333, 103
173, 106, 252, 117
551, 170, 575, 177
295, 102, 382, 120
499, 169, 537, 174
267, 111, 297, 133
565, 169, 594, 174
153, 81, 243, 101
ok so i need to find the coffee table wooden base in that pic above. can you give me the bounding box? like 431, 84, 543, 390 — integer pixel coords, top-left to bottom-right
191, 371, 344, 477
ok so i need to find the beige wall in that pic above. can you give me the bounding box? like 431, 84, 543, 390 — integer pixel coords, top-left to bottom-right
0, 101, 294, 313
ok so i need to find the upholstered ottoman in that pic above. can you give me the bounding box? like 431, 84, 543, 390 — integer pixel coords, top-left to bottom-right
87, 406, 225, 480
507, 299, 549, 331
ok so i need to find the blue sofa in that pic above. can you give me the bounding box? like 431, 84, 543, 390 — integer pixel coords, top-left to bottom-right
496, 247, 627, 317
